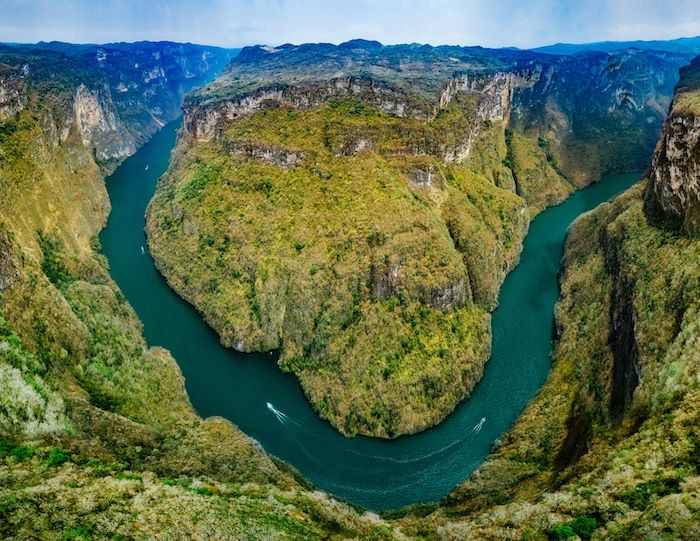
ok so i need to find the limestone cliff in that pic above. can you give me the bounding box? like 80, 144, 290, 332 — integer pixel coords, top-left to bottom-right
645, 56, 700, 236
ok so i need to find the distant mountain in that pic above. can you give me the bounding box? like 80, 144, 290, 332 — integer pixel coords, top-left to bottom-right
531, 35, 700, 55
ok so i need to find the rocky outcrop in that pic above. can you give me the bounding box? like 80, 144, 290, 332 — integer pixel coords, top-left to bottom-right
427, 280, 467, 312
223, 139, 304, 167
74, 83, 137, 161
184, 77, 426, 141
440, 69, 543, 163
370, 260, 466, 311
0, 228, 19, 292
645, 106, 700, 236
407, 166, 440, 187
0, 67, 27, 120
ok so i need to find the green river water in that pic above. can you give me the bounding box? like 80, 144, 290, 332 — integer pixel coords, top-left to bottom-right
100, 119, 639, 510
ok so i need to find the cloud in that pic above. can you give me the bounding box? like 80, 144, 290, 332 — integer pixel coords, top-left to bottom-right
0, 0, 698, 49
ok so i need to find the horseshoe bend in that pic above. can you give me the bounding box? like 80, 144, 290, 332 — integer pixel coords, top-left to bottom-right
2, 14, 700, 540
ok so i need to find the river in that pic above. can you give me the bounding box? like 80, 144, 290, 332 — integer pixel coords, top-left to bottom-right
100, 119, 639, 510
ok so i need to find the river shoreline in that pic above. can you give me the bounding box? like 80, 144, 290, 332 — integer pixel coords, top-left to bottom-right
99, 119, 639, 509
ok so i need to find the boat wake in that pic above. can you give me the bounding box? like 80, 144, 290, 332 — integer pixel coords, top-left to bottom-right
266, 401, 487, 466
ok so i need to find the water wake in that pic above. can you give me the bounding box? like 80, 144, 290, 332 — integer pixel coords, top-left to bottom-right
472, 417, 486, 433
267, 402, 289, 424
269, 402, 483, 466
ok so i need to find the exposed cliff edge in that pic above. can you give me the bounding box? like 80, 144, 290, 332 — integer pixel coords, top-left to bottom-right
439, 55, 700, 541
3, 40, 700, 540
645, 55, 700, 236
147, 40, 692, 438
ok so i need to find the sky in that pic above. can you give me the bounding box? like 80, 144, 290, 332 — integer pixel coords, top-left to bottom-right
2, 0, 700, 50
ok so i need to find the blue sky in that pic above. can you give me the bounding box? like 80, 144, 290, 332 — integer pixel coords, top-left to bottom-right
1, 0, 700, 49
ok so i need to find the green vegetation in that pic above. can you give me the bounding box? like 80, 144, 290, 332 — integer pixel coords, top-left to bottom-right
149, 96, 529, 437
38, 232, 74, 288
152, 41, 688, 438
0, 40, 404, 540
434, 181, 700, 539
3, 38, 700, 540
673, 56, 700, 114
46, 446, 71, 467
549, 516, 598, 540
0, 439, 34, 461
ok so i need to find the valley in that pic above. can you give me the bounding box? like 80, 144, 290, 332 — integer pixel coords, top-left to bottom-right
147, 41, 690, 438
1, 35, 700, 540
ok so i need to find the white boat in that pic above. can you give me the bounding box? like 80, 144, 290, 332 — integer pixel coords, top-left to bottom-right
145, 165, 149, 171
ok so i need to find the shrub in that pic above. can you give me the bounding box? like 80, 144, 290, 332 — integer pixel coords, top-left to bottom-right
0, 495, 19, 516
0, 439, 15, 457
188, 486, 213, 496
181, 162, 223, 200
571, 516, 598, 539
0, 440, 34, 461
618, 477, 680, 510
38, 232, 73, 288
549, 524, 576, 540
10, 445, 34, 462
46, 447, 71, 468
62, 526, 91, 540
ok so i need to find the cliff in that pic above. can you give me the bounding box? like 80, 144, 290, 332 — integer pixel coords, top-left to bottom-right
645, 55, 700, 236
429, 55, 700, 540
147, 40, 692, 438
3, 39, 700, 541
1, 42, 399, 540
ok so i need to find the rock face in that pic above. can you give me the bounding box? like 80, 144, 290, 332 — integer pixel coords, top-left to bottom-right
223, 140, 304, 167
185, 78, 426, 141
511, 48, 686, 187
0, 68, 27, 119
0, 42, 233, 168
74, 83, 136, 161
645, 57, 700, 236
0, 229, 19, 292
440, 70, 543, 163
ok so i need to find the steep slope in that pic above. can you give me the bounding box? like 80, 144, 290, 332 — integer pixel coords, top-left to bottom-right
0, 42, 403, 540
147, 40, 691, 438
414, 54, 700, 541
4, 40, 700, 541
645, 55, 700, 236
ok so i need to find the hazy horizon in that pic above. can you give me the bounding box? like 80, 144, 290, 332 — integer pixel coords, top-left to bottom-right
2, 0, 700, 51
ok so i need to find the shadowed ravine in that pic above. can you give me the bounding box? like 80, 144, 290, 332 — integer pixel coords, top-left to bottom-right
100, 119, 639, 510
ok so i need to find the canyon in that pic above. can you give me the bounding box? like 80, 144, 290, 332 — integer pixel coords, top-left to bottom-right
148, 41, 691, 438
1, 38, 700, 540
